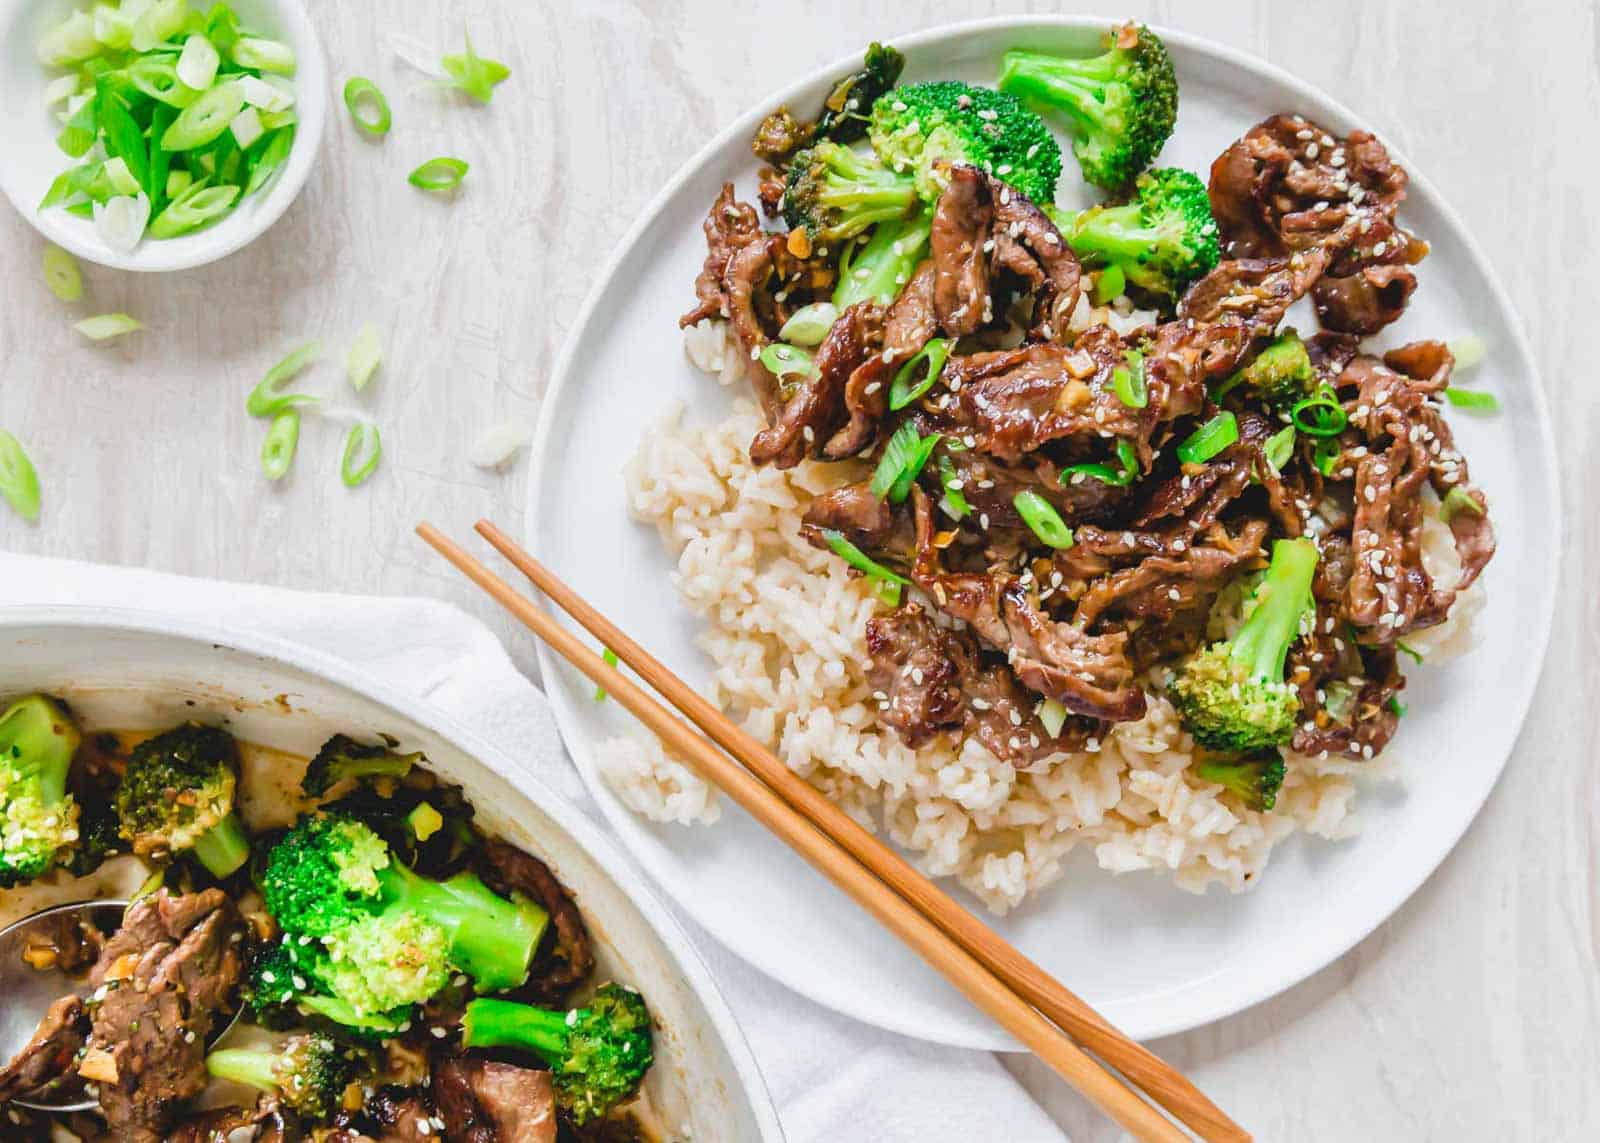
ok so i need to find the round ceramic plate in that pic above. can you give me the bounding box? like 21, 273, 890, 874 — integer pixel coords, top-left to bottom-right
526, 17, 1558, 1049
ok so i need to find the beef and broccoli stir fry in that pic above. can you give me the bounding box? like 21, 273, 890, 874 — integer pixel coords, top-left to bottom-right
0, 696, 656, 1142
688, 23, 1495, 812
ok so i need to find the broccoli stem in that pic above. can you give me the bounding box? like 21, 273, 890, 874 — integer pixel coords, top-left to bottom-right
297, 994, 409, 1035
191, 808, 250, 878
997, 55, 1115, 137
205, 1048, 280, 1095
0, 695, 78, 803
1230, 538, 1319, 683
460, 997, 567, 1061
1063, 201, 1167, 266
375, 863, 548, 992
833, 213, 931, 308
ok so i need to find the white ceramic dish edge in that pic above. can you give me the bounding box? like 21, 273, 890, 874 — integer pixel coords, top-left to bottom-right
0, 604, 785, 1142
526, 16, 1560, 1050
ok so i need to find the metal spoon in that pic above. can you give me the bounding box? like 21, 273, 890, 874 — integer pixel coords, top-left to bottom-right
0, 897, 240, 1113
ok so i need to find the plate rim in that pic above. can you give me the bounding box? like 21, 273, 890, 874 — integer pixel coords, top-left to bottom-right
526, 14, 1560, 1048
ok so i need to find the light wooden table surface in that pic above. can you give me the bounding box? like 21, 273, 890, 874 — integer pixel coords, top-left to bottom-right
1, 1, 1594, 1137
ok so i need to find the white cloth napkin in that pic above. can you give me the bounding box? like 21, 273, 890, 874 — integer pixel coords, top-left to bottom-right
0, 552, 1067, 1142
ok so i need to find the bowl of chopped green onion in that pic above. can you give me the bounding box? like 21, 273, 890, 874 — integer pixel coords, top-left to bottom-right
0, 0, 325, 271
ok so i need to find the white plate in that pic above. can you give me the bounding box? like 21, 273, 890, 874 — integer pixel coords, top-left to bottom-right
0, 0, 326, 272
0, 608, 784, 1141
527, 17, 1558, 1049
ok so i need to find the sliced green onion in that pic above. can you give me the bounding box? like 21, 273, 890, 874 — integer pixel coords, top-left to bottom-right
166, 168, 193, 198
231, 36, 296, 76
1388, 696, 1407, 719
1092, 263, 1125, 305
176, 34, 221, 91
131, 0, 187, 54
98, 96, 150, 189
343, 77, 391, 137
229, 106, 264, 150
44, 74, 80, 107
1290, 389, 1347, 437
778, 302, 838, 347
1037, 699, 1068, 739
42, 245, 83, 302
346, 324, 383, 391
1448, 334, 1487, 371
205, 3, 242, 52
246, 341, 321, 416
245, 127, 295, 197
38, 10, 99, 67
821, 529, 911, 594
408, 157, 469, 192
260, 410, 299, 480
593, 647, 620, 702
340, 422, 382, 487
161, 81, 245, 151
74, 313, 143, 341
440, 30, 511, 103
1312, 437, 1341, 477
1396, 641, 1425, 665
1263, 425, 1296, 472
1439, 486, 1485, 523
56, 96, 98, 158
1176, 411, 1239, 465
102, 156, 141, 197
888, 338, 950, 411
937, 454, 970, 520
148, 183, 238, 238
869, 422, 939, 503
126, 54, 198, 107
0, 431, 42, 522
1443, 388, 1500, 413
1112, 352, 1147, 409
1014, 491, 1074, 549
759, 342, 814, 380
1061, 438, 1139, 487
240, 75, 295, 114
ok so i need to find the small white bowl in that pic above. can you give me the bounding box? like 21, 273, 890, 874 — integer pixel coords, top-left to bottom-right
0, 0, 326, 272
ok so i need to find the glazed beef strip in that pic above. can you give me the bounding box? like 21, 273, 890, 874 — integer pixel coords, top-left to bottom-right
680, 183, 764, 329
825, 260, 938, 459
0, 995, 88, 1105
750, 299, 883, 468
82, 888, 247, 1142
432, 1056, 558, 1143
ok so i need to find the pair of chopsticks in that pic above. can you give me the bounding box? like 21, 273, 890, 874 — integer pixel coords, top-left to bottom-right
418, 520, 1250, 1142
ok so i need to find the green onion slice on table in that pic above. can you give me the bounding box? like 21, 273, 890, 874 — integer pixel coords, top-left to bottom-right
346, 324, 383, 390
246, 341, 321, 416
340, 422, 382, 487
42, 245, 82, 302
440, 31, 511, 103
409, 157, 469, 192
74, 313, 143, 341
343, 77, 391, 136
260, 410, 300, 480
0, 432, 42, 522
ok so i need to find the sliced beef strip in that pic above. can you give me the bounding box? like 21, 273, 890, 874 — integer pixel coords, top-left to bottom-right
477, 840, 594, 1003
1289, 620, 1405, 760
361, 1085, 438, 1143
825, 260, 938, 458
940, 443, 1136, 533
432, 1057, 558, 1143
680, 184, 764, 328
864, 605, 1099, 766
0, 994, 87, 1104
990, 180, 1081, 341
1073, 518, 1269, 629
84, 889, 246, 1143
908, 492, 1147, 722
721, 235, 788, 420
167, 1103, 299, 1143
930, 164, 994, 336
750, 300, 882, 468
1312, 263, 1417, 336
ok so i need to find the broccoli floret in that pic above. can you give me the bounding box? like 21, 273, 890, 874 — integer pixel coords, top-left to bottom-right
0, 695, 83, 888
999, 24, 1178, 189
260, 813, 548, 1017
868, 80, 1062, 206
206, 1033, 368, 1120
243, 936, 415, 1038
114, 724, 250, 878
1060, 168, 1219, 300
1216, 330, 1316, 409
781, 142, 920, 245
832, 212, 933, 309
1193, 750, 1288, 812
462, 984, 654, 1126
300, 733, 422, 799
1169, 538, 1320, 752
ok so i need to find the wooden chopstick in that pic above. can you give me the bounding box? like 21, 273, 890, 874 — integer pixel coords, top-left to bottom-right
470, 519, 1249, 1143
418, 522, 1189, 1143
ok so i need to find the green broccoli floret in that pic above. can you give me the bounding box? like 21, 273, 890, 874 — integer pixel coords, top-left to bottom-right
1060, 168, 1219, 300
867, 80, 1062, 206
1194, 750, 1288, 812
0, 695, 83, 888
259, 813, 548, 1020
242, 937, 414, 1039
462, 984, 655, 1126
782, 142, 921, 245
1169, 538, 1319, 752
999, 24, 1178, 189
300, 733, 422, 799
114, 724, 250, 878
832, 212, 933, 309
1216, 330, 1316, 409
206, 1033, 368, 1120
